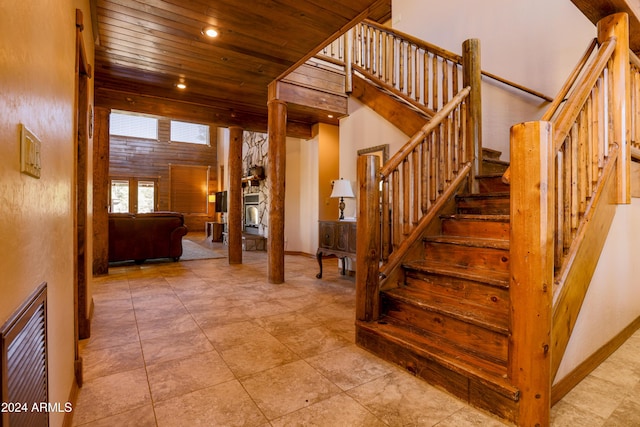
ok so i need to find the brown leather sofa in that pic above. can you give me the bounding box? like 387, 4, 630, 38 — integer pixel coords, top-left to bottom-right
108, 212, 188, 263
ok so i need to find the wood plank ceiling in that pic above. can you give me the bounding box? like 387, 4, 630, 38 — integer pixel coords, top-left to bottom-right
92, 0, 391, 137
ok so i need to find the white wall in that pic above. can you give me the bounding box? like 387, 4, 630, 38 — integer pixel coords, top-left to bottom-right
338, 97, 409, 216
555, 199, 640, 382
393, 0, 595, 158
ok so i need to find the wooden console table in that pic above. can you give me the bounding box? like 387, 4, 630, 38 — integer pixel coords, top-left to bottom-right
316, 220, 356, 278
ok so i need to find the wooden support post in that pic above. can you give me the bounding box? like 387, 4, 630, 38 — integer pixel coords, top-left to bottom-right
509, 121, 554, 427
463, 39, 482, 190
228, 126, 243, 264
345, 28, 354, 93
268, 100, 287, 284
598, 13, 630, 204
92, 106, 110, 275
356, 155, 380, 321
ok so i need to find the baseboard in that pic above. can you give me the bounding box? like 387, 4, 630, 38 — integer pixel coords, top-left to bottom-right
284, 251, 314, 258
62, 377, 80, 427
551, 315, 640, 404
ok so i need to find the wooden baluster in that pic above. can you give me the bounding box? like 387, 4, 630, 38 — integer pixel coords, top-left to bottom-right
555, 150, 564, 269
563, 138, 572, 254
442, 59, 449, 106
382, 177, 390, 261
578, 109, 588, 217
392, 169, 400, 250
432, 55, 438, 110
421, 137, 429, 214
390, 36, 396, 88
412, 148, 420, 225
438, 123, 445, 194
399, 41, 405, 93
570, 124, 579, 237
356, 155, 380, 322
430, 132, 437, 202
403, 158, 410, 234
452, 104, 460, 174
407, 44, 413, 98
423, 52, 430, 110
586, 93, 593, 195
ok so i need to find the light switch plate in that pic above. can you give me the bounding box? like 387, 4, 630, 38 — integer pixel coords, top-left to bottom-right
20, 124, 41, 179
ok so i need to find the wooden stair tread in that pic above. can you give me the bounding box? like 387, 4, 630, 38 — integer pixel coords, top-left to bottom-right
423, 235, 509, 250
403, 260, 509, 288
356, 318, 519, 400
440, 214, 510, 222
384, 286, 509, 334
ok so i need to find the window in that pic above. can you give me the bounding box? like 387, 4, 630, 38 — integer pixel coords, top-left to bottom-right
110, 111, 158, 139
170, 120, 210, 145
109, 178, 158, 213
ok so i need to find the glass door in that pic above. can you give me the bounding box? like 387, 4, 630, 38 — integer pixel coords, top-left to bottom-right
109, 177, 158, 213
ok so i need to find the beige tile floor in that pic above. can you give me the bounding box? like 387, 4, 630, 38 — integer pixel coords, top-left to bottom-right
72, 234, 640, 426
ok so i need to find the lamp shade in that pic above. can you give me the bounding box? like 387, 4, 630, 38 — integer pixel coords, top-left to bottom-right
330, 179, 355, 198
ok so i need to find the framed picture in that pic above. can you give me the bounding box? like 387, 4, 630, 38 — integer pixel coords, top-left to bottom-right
357, 144, 389, 165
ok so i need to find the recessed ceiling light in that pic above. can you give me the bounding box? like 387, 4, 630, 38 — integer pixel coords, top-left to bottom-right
176, 82, 187, 89
202, 27, 219, 38
328, 114, 334, 118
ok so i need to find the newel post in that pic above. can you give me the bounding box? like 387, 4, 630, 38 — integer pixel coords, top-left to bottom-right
509, 121, 554, 426
598, 13, 630, 204
463, 38, 482, 190
356, 155, 380, 322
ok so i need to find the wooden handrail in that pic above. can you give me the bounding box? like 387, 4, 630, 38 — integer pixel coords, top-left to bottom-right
481, 70, 554, 102
381, 87, 471, 177
553, 37, 616, 149
630, 49, 640, 68
542, 38, 599, 121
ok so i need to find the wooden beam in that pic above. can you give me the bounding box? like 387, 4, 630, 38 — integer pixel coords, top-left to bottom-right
571, 0, 640, 53
92, 106, 110, 276
267, 100, 287, 283
228, 126, 243, 264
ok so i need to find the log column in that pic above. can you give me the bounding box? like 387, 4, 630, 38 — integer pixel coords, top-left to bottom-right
92, 106, 110, 275
228, 126, 243, 264
267, 100, 287, 283
509, 121, 554, 427
598, 13, 630, 204
463, 39, 482, 189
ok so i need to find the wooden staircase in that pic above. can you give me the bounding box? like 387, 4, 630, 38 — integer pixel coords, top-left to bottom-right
356, 168, 522, 422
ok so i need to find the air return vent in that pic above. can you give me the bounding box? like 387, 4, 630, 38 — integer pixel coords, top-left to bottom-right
1, 283, 48, 427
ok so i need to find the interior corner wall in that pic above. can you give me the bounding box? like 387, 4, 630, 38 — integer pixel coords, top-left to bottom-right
0, 1, 94, 425
555, 199, 640, 382
392, 0, 594, 159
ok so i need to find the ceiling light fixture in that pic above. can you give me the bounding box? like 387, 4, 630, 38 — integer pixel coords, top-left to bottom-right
202, 27, 219, 38
176, 82, 187, 90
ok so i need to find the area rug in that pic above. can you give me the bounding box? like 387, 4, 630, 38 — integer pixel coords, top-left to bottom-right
180, 239, 226, 261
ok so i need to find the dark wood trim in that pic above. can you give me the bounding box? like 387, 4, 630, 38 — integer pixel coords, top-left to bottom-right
62, 377, 80, 427
551, 316, 640, 404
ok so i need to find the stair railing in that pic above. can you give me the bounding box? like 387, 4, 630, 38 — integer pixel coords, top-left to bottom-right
508, 13, 630, 426
356, 87, 473, 321
630, 50, 640, 159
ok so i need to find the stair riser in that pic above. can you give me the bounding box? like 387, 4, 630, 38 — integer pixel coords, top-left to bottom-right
423, 242, 509, 272
456, 198, 509, 215
405, 272, 509, 327
441, 218, 510, 240
477, 176, 510, 193
382, 296, 508, 364
356, 325, 518, 423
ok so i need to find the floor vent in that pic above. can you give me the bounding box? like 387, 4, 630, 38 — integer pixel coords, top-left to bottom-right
1, 283, 48, 427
